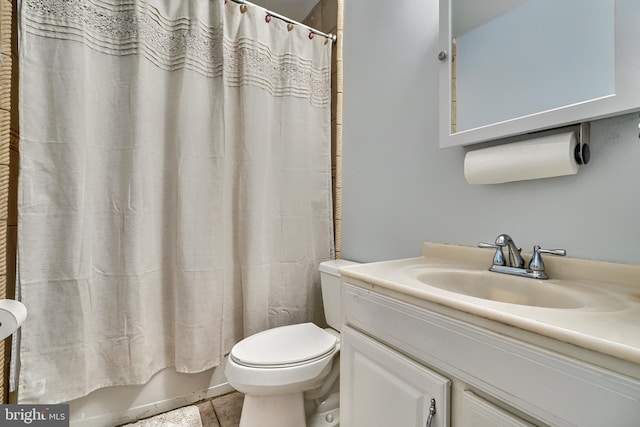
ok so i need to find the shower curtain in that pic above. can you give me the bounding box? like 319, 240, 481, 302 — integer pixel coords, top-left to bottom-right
18, 0, 333, 403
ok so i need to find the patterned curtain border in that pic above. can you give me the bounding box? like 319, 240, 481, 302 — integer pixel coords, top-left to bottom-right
22, 0, 330, 106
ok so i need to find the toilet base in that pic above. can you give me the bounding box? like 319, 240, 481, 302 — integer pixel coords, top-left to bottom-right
307, 407, 340, 427
307, 392, 340, 427
239, 392, 305, 427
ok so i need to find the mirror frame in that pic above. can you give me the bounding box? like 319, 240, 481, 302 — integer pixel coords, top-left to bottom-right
439, 0, 640, 148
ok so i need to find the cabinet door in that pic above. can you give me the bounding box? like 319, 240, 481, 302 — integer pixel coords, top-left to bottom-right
461, 391, 535, 427
341, 326, 450, 427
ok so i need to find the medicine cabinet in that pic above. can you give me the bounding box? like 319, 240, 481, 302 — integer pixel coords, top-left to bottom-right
438, 0, 640, 148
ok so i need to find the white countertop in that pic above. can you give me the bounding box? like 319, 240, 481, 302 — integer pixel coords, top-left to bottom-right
339, 243, 640, 367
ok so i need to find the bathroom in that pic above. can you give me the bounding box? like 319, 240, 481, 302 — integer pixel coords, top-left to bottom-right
2, 0, 640, 426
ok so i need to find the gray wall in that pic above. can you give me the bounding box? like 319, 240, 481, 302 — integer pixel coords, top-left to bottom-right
341, 0, 640, 265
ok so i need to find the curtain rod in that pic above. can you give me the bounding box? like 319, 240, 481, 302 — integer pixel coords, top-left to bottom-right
228, 0, 337, 43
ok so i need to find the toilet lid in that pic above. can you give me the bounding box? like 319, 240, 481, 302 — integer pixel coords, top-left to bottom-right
230, 323, 337, 367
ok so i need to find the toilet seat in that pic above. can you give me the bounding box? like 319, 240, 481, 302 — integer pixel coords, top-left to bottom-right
225, 323, 340, 394
230, 323, 337, 368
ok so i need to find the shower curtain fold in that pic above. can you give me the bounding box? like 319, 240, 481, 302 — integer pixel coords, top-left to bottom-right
18, 0, 333, 403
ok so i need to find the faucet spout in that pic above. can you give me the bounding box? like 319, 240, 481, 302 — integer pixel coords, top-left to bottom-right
495, 234, 525, 268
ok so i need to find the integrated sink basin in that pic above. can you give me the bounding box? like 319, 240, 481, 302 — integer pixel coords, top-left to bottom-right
415, 268, 612, 309
338, 243, 640, 366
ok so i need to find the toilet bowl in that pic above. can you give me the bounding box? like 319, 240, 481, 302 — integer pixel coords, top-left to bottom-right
225, 259, 358, 427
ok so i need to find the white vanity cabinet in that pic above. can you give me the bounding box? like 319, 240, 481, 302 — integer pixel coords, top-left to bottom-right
341, 325, 450, 427
340, 280, 640, 427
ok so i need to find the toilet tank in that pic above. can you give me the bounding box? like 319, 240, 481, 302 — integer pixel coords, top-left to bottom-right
319, 259, 359, 331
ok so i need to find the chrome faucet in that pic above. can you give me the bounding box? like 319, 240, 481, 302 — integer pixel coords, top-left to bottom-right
495, 234, 525, 268
479, 234, 566, 280
478, 234, 523, 268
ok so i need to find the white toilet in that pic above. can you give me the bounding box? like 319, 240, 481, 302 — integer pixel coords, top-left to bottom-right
225, 259, 357, 427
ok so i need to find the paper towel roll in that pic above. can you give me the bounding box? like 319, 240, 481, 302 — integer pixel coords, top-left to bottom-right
0, 299, 27, 340
464, 132, 579, 184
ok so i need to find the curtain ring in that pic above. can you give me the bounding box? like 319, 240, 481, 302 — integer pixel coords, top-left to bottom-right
240, 4, 248, 13
308, 31, 314, 40
324, 38, 329, 45
265, 13, 271, 23
287, 23, 294, 31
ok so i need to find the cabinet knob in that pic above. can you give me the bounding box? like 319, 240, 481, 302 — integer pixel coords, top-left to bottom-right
438, 50, 447, 61
426, 397, 437, 427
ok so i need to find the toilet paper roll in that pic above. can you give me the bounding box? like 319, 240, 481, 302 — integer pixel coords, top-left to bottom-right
0, 299, 27, 340
464, 132, 579, 184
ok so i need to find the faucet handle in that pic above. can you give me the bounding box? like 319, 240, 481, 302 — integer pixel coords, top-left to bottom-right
529, 245, 566, 277
478, 242, 506, 266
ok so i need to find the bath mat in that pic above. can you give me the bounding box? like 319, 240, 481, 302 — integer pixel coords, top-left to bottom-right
125, 405, 203, 427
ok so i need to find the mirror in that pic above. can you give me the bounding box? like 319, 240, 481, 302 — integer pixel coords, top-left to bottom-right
439, 0, 640, 148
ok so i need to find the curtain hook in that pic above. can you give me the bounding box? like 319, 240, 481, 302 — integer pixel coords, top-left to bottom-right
308, 31, 314, 40
265, 13, 271, 23
240, 4, 248, 13
324, 37, 329, 45
287, 23, 294, 31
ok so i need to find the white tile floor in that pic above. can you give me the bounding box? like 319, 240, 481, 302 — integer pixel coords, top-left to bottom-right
195, 392, 244, 427
122, 392, 244, 427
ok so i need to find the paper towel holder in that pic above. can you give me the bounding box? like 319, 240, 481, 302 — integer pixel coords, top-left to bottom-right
575, 122, 591, 165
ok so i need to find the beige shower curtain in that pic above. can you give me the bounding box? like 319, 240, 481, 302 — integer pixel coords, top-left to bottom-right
18, 0, 333, 403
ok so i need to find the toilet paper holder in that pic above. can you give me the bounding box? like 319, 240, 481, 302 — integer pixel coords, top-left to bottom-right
575, 122, 591, 165
0, 299, 27, 341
